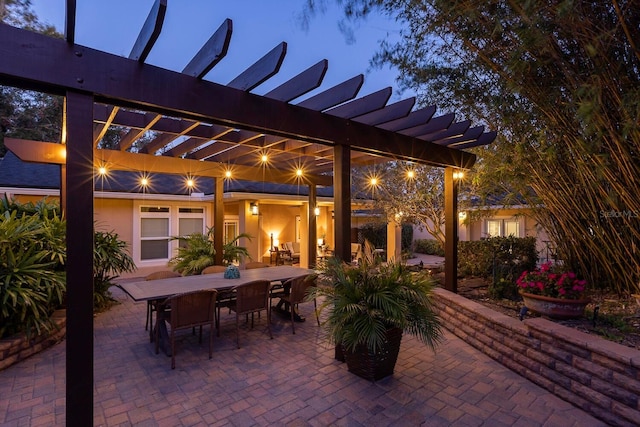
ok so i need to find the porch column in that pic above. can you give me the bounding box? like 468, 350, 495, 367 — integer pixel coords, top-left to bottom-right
213, 177, 224, 265
65, 91, 95, 425
387, 219, 401, 262
307, 184, 317, 268
333, 144, 351, 263
444, 167, 459, 293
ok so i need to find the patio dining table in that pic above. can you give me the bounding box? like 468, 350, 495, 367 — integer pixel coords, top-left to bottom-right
118, 265, 316, 356
118, 265, 315, 302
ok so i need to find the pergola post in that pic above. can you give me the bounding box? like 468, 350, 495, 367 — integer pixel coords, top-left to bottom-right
64, 90, 95, 426
333, 144, 351, 263
444, 167, 459, 293
214, 177, 224, 265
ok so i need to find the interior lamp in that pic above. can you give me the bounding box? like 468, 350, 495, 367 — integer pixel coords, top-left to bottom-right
314, 207, 320, 216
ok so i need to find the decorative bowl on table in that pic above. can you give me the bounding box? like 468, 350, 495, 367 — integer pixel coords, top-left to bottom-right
224, 265, 240, 279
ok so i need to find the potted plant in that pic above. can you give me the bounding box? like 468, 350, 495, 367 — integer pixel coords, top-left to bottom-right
308, 241, 443, 381
169, 227, 252, 275
516, 262, 590, 319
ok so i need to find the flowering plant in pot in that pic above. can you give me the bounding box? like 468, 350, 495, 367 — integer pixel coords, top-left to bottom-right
308, 241, 443, 381
516, 262, 589, 318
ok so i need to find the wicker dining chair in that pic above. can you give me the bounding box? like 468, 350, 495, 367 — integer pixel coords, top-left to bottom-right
277, 275, 319, 334
155, 289, 218, 369
202, 265, 233, 335
144, 270, 181, 341
228, 280, 272, 348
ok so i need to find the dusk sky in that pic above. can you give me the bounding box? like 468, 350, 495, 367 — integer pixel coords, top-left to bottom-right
30, 0, 412, 103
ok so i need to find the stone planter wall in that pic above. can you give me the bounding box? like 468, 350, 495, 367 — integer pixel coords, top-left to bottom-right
0, 310, 66, 371
433, 288, 640, 427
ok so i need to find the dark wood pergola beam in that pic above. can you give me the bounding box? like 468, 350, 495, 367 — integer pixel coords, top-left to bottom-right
5, 139, 334, 186
0, 23, 476, 170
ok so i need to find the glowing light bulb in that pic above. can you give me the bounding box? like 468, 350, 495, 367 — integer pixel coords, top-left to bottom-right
370, 177, 378, 186
186, 179, 194, 188
98, 166, 107, 175
261, 154, 268, 163
141, 178, 148, 186
225, 170, 232, 178
407, 170, 415, 179
296, 169, 303, 177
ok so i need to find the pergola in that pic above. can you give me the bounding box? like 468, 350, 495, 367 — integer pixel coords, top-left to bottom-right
0, 1, 495, 424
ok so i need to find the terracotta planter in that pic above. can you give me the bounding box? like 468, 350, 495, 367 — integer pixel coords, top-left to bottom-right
520, 292, 590, 319
342, 327, 403, 381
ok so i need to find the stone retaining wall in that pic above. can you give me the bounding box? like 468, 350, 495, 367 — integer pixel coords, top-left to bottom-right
433, 288, 640, 427
0, 310, 66, 371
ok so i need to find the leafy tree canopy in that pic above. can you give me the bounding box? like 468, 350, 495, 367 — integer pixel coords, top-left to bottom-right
307, 0, 640, 292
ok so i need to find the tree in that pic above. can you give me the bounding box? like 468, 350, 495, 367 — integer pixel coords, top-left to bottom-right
309, 0, 640, 293
1, 0, 63, 156
353, 162, 447, 247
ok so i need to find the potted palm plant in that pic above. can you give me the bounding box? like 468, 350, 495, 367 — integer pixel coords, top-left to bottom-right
169, 227, 252, 275
308, 241, 443, 381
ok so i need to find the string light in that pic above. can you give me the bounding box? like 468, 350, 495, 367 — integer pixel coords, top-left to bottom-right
225, 170, 232, 178
98, 166, 107, 176
186, 178, 194, 188
406, 170, 415, 179
296, 168, 303, 177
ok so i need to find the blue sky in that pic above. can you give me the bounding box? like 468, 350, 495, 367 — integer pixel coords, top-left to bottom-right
30, 0, 411, 103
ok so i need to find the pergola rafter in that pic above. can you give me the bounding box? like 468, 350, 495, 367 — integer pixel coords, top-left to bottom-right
0, 1, 497, 424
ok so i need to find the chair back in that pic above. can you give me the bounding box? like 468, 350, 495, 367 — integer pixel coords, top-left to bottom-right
233, 280, 271, 314
168, 290, 217, 330
145, 270, 180, 280
286, 275, 315, 304
201, 265, 227, 274
244, 261, 270, 270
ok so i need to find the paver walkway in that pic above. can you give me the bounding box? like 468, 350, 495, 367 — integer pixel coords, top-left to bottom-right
1, 279, 606, 426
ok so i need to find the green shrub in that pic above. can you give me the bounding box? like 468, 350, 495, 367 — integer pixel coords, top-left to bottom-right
357, 223, 386, 249
0, 208, 66, 339
0, 197, 135, 337
414, 239, 445, 256
458, 236, 538, 299
94, 229, 135, 311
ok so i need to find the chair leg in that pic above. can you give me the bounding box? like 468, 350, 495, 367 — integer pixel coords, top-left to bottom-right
146, 301, 151, 331
171, 328, 176, 369
290, 303, 296, 334
236, 313, 241, 349
267, 307, 273, 340
209, 322, 214, 360
313, 298, 320, 326
154, 316, 160, 355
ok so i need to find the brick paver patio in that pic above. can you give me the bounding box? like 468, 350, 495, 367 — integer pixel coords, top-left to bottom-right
0, 283, 606, 426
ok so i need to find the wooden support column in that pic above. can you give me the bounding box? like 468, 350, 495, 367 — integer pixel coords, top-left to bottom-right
444, 167, 458, 293
333, 144, 351, 263
214, 177, 224, 265
64, 91, 94, 426
308, 184, 318, 268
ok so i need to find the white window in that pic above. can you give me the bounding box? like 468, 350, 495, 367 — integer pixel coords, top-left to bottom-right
485, 218, 520, 237
134, 203, 207, 265
178, 207, 205, 248
140, 206, 170, 260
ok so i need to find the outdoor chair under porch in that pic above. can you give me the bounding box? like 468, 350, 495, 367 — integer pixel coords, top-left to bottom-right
155, 289, 218, 369
144, 270, 181, 342
273, 275, 320, 334
227, 279, 273, 349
